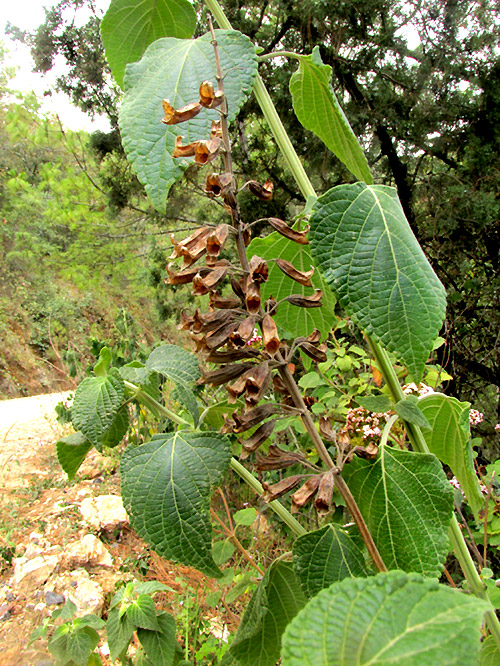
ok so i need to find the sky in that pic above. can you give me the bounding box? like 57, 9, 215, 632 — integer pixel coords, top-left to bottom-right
0, 0, 111, 131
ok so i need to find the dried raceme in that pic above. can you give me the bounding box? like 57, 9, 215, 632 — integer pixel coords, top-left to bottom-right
169, 226, 212, 267
262, 314, 280, 355
262, 475, 303, 502
291, 475, 322, 513
268, 217, 309, 244
238, 419, 277, 458
247, 179, 274, 200
161, 99, 202, 125
315, 471, 335, 516
275, 259, 314, 287
255, 444, 307, 471
287, 290, 323, 308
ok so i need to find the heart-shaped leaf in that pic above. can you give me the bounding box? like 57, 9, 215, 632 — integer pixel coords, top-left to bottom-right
72, 375, 125, 445
146, 344, 200, 386
120, 30, 258, 211
309, 183, 446, 380
56, 432, 93, 481
121, 430, 232, 577
343, 446, 453, 578
101, 0, 197, 88
281, 571, 488, 665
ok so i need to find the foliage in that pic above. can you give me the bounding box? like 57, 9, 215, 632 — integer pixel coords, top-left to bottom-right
28, 0, 500, 663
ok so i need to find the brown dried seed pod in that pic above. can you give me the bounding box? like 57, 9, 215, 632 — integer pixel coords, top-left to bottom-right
205, 173, 233, 198
206, 225, 229, 258
231, 277, 246, 300
272, 374, 289, 394
161, 100, 202, 124
210, 120, 223, 138
319, 416, 336, 443
178, 310, 195, 331
248, 255, 269, 283
315, 471, 335, 516
306, 329, 322, 345
247, 179, 274, 201
166, 264, 211, 285
275, 259, 314, 287
172, 135, 197, 158
291, 475, 322, 512
287, 290, 323, 308
197, 309, 236, 333
205, 348, 262, 363
231, 404, 281, 433
255, 444, 307, 471
262, 314, 280, 355
352, 442, 379, 460
197, 266, 228, 291
209, 292, 242, 310
205, 321, 240, 350
299, 341, 328, 363
194, 137, 221, 165
245, 278, 261, 315
262, 475, 303, 501
268, 218, 309, 244
201, 361, 257, 387
192, 274, 210, 295
230, 316, 256, 347
199, 81, 224, 108
239, 419, 277, 458
244, 362, 271, 406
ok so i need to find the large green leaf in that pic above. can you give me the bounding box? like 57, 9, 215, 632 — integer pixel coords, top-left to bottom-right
72, 375, 125, 445
126, 594, 160, 631
120, 30, 258, 211
121, 430, 232, 577
290, 46, 372, 184
101, 0, 197, 89
343, 446, 453, 578
145, 344, 200, 386
292, 525, 368, 598
418, 393, 484, 519
56, 431, 93, 481
309, 183, 447, 381
101, 405, 130, 449
222, 561, 307, 666
281, 570, 488, 665
106, 608, 135, 662
137, 611, 178, 666
247, 232, 336, 338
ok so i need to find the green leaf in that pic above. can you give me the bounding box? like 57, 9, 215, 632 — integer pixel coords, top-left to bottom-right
309, 183, 447, 381
72, 375, 125, 445
67, 627, 98, 666
48, 624, 70, 663
137, 611, 178, 666
107, 608, 135, 662
480, 636, 500, 666
136, 582, 170, 596
233, 507, 258, 526
247, 232, 336, 338
172, 383, 199, 426
212, 539, 235, 565
88, 653, 103, 666
292, 525, 368, 598
356, 395, 393, 413
119, 361, 154, 386
289, 46, 372, 184
418, 393, 484, 519
343, 446, 453, 578
94, 346, 112, 377
56, 431, 93, 481
394, 394, 431, 429
101, 406, 130, 448
223, 561, 307, 666
146, 344, 200, 386
121, 430, 232, 577
120, 30, 258, 211
281, 570, 489, 665
101, 0, 197, 89
126, 594, 160, 631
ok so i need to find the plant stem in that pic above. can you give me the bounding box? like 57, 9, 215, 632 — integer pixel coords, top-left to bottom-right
123, 380, 192, 427
230, 458, 306, 536
258, 51, 301, 62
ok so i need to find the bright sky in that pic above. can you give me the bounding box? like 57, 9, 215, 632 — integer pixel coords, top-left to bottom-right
0, 0, 111, 132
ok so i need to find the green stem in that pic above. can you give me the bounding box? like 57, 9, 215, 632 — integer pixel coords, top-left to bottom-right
205, 0, 500, 645
258, 51, 301, 62
230, 458, 307, 537
123, 379, 191, 427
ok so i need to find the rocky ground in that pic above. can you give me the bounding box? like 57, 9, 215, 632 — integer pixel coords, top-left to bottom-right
0, 393, 212, 665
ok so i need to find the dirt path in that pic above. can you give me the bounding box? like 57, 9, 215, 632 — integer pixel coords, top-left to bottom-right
0, 392, 71, 490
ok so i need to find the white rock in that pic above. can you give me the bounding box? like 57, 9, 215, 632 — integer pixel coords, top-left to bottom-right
66, 571, 104, 616
13, 555, 58, 595
80, 495, 128, 531
62, 534, 113, 569
23, 543, 44, 560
